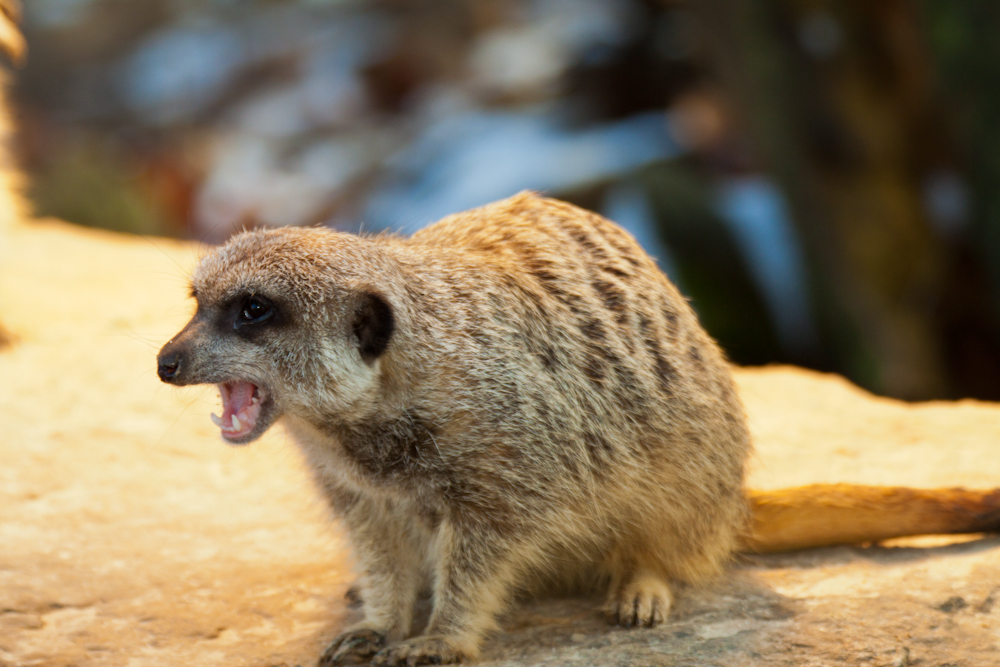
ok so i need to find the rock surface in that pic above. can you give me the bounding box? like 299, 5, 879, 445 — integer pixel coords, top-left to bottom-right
1, 219, 998, 666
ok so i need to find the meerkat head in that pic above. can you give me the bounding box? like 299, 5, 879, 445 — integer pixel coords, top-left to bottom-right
157, 228, 398, 444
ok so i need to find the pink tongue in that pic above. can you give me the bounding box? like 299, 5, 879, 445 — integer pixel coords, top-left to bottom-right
222, 381, 256, 422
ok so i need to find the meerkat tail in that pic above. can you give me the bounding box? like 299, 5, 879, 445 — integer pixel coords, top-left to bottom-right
743, 484, 1000, 553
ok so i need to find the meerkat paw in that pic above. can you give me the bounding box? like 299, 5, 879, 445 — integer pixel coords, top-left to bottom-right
371, 635, 470, 666
606, 570, 673, 628
318, 627, 386, 666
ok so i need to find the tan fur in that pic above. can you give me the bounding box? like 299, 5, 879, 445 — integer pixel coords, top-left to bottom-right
0, 0, 24, 231
746, 484, 1000, 553
159, 193, 750, 664
0, 68, 24, 231
159, 192, 1000, 664
0, 1, 26, 348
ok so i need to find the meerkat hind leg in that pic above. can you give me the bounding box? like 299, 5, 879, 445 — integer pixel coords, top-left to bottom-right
607, 568, 673, 628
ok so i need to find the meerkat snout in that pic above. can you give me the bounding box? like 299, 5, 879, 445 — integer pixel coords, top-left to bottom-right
156, 289, 291, 444
158, 229, 404, 446
156, 351, 180, 382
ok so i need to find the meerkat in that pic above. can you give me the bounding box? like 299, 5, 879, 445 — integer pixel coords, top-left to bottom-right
158, 192, 1000, 666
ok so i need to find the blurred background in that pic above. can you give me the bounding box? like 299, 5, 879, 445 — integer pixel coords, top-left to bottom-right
8, 0, 1000, 401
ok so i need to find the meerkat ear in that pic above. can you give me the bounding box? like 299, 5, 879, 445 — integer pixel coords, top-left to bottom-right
353, 291, 394, 362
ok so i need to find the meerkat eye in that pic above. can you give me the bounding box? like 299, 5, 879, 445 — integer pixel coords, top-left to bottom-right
237, 295, 274, 327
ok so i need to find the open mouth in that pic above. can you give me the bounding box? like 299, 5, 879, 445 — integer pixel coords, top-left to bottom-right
211, 381, 267, 441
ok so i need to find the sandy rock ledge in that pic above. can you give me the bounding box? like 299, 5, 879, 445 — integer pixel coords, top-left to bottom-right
1, 220, 999, 666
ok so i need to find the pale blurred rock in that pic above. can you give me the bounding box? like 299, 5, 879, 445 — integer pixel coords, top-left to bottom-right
1, 221, 998, 666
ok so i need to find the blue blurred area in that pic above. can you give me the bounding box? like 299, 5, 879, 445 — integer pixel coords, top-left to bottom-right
363, 109, 681, 234
13, 0, 1000, 398
122, 25, 245, 124
715, 175, 815, 356
601, 181, 680, 284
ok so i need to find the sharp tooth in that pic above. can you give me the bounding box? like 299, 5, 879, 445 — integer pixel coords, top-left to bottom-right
210, 413, 222, 427
251, 396, 259, 404
232, 414, 241, 430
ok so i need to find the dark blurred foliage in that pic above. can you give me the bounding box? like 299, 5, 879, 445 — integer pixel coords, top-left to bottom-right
9, 0, 1000, 400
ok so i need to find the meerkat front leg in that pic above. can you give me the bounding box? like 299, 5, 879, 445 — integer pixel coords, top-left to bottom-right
372, 517, 522, 666
319, 495, 428, 666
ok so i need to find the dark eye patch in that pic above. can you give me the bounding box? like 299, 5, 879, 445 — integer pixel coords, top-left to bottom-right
238, 295, 273, 326
227, 293, 283, 336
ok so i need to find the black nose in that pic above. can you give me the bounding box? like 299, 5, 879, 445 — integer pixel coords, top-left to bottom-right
157, 353, 181, 382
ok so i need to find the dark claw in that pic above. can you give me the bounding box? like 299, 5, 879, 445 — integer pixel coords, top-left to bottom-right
318, 628, 386, 666
371, 637, 457, 666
